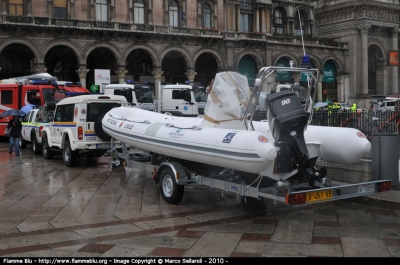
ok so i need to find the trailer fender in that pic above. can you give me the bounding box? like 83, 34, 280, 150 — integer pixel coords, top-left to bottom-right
155, 162, 188, 185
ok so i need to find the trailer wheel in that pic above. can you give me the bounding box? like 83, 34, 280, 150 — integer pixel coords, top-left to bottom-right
19, 135, 27, 149
159, 168, 184, 204
63, 140, 78, 167
42, 136, 53, 159
32, 133, 42, 154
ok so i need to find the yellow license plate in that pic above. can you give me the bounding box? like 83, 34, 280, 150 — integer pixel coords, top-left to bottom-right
305, 190, 333, 202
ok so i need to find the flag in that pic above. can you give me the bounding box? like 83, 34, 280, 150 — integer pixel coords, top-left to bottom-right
181, 11, 187, 27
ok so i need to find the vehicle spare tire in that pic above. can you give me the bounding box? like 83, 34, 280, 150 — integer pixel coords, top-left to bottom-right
94, 111, 112, 141
45, 101, 56, 111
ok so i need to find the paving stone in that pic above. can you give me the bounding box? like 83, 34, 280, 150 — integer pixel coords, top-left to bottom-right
271, 220, 313, 243
341, 237, 390, 257
235, 241, 343, 257
183, 232, 242, 257
74, 224, 144, 238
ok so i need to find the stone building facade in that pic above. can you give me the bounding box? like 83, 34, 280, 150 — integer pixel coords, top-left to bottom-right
0, 0, 399, 107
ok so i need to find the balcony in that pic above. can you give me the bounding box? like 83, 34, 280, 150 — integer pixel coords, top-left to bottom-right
0, 15, 345, 47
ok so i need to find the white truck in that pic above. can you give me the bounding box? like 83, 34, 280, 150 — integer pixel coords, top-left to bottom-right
161, 84, 202, 117
40, 95, 127, 167
20, 104, 55, 154
104, 82, 155, 111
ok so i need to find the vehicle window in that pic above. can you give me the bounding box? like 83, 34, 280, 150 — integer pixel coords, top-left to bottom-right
387, 102, 396, 107
87, 103, 121, 122
172, 90, 185, 100
136, 91, 154, 103
1, 90, 12, 104
194, 91, 207, 102
55, 104, 75, 122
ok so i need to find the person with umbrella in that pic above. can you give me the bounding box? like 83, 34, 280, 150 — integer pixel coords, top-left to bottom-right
1, 109, 25, 156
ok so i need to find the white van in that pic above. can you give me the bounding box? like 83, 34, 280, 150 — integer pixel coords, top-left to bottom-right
104, 82, 155, 111
161, 84, 201, 116
372, 99, 398, 111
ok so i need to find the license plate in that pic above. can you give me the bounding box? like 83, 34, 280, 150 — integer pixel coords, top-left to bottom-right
96, 143, 110, 149
358, 184, 375, 194
305, 190, 333, 202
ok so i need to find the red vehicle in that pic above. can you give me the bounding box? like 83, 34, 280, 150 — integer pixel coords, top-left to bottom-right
0, 75, 90, 136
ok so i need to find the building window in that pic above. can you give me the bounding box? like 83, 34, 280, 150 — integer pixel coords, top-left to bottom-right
294, 9, 307, 36
240, 0, 253, 32
9, 0, 23, 16
202, 3, 211, 28
272, 8, 284, 34
169, 0, 179, 27
134, 0, 145, 24
96, 0, 108, 21
54, 0, 67, 19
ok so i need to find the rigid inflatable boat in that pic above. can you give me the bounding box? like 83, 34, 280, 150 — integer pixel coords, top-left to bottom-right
102, 68, 371, 184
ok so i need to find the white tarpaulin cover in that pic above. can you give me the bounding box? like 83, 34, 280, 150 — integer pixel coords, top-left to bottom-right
202, 72, 251, 129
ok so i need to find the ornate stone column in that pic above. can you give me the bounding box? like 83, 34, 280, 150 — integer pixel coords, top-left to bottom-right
293, 72, 300, 85
185, 69, 197, 85
317, 72, 324, 102
358, 24, 371, 95
152, 68, 164, 111
336, 75, 344, 102
27, 0, 32, 16
391, 28, 399, 94
76, 66, 89, 89
2, 1, 7, 15
34, 63, 47, 74
344, 74, 350, 104
70, 0, 75, 19
115, 67, 128, 84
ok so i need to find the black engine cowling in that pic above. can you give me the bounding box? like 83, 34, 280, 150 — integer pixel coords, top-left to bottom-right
266, 90, 326, 187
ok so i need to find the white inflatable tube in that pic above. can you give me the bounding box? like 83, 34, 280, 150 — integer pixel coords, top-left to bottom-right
102, 107, 277, 173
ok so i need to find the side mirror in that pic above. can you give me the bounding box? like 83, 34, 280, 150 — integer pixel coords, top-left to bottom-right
184, 90, 192, 102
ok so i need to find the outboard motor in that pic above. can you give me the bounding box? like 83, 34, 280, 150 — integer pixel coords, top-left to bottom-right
266, 90, 326, 187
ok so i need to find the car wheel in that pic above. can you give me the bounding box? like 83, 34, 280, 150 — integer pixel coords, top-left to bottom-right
42, 136, 53, 159
32, 133, 42, 154
19, 135, 27, 149
63, 140, 78, 167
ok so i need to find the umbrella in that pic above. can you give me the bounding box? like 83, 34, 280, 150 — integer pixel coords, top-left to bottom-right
314, 102, 328, 109
21, 104, 35, 114
0, 109, 27, 117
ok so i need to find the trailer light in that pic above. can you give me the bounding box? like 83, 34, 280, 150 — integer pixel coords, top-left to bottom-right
286, 193, 306, 205
78, 126, 83, 140
39, 126, 43, 137
98, 96, 110, 99
176, 172, 179, 180
378, 181, 391, 192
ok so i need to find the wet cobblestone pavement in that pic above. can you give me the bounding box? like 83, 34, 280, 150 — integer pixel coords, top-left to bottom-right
0, 139, 399, 257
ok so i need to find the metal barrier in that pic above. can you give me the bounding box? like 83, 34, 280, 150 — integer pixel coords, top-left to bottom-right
311, 110, 400, 140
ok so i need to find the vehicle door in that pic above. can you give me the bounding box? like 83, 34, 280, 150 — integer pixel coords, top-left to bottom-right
50, 104, 75, 145
173, 89, 197, 116
21, 111, 33, 141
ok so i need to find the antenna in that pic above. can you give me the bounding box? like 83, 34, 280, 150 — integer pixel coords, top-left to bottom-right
298, 10, 306, 56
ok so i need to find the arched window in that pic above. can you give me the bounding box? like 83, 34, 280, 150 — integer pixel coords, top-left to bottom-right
95, 0, 107, 21
294, 9, 307, 36
272, 8, 284, 34
202, 3, 211, 28
9, 0, 23, 16
54, 0, 67, 19
240, 0, 253, 32
134, 0, 145, 24
169, 0, 179, 27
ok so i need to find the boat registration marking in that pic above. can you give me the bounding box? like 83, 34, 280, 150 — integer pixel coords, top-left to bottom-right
358, 183, 375, 194
305, 190, 332, 203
